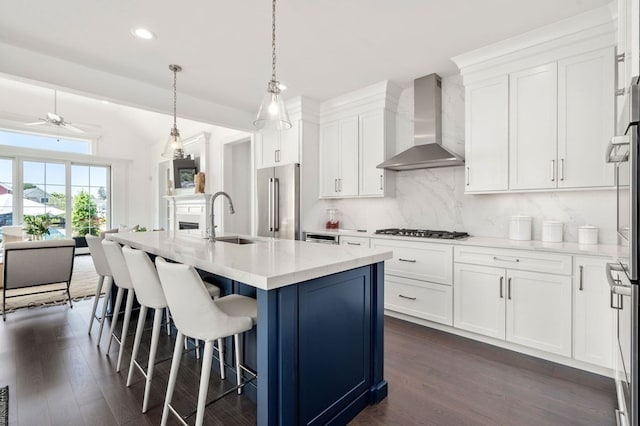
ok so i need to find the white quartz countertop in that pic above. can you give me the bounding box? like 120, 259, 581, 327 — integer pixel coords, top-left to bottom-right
106, 231, 392, 291
304, 229, 621, 258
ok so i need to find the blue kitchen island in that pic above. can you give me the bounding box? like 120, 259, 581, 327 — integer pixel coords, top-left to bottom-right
106, 231, 392, 425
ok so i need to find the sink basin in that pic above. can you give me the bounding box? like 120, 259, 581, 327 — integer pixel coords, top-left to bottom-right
215, 236, 255, 245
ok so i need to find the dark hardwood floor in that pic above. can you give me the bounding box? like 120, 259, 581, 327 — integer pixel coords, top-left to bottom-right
0, 301, 616, 425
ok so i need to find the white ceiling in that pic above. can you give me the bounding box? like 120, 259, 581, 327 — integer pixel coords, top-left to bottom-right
0, 0, 612, 117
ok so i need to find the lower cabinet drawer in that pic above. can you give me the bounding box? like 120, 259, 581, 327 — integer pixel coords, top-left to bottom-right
384, 275, 452, 326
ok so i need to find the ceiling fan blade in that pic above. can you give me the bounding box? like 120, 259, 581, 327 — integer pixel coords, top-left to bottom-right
25, 120, 47, 126
61, 123, 85, 133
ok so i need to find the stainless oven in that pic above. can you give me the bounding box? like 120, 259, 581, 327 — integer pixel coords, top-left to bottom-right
607, 76, 640, 426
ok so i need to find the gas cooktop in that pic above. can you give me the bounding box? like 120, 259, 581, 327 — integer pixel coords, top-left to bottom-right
374, 228, 470, 239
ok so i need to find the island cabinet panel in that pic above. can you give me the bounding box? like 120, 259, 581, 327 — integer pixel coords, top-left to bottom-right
256, 263, 386, 426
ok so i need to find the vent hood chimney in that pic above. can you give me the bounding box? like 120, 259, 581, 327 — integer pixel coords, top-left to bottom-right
377, 73, 464, 171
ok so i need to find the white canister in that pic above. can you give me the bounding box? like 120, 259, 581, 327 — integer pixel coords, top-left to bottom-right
542, 220, 563, 242
509, 216, 532, 241
578, 225, 598, 245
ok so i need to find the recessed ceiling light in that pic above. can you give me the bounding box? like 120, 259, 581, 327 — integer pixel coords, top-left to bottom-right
131, 27, 156, 40
101, 100, 110, 104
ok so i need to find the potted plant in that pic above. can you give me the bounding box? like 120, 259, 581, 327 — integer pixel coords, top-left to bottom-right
23, 214, 51, 240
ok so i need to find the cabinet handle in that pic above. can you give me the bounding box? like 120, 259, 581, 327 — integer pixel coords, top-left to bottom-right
466, 167, 470, 186
615, 51, 626, 97
551, 160, 556, 182
560, 158, 565, 181
347, 242, 361, 246
507, 277, 512, 300
493, 256, 519, 263
339, 178, 342, 192
499, 276, 504, 298
398, 258, 417, 263
274, 150, 278, 163
334, 178, 338, 193
578, 265, 584, 291
379, 175, 383, 191
398, 294, 417, 301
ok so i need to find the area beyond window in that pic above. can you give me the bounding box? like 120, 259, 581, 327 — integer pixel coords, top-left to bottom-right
0, 129, 91, 154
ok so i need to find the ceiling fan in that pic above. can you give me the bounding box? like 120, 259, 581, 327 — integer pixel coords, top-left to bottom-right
25, 90, 85, 133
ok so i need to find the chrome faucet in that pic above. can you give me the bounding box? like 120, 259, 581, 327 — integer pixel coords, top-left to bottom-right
208, 191, 235, 242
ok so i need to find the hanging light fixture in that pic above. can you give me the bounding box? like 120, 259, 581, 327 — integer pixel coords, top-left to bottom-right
162, 64, 185, 159
254, 0, 292, 131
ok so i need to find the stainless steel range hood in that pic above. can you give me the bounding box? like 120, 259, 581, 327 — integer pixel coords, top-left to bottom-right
377, 73, 464, 171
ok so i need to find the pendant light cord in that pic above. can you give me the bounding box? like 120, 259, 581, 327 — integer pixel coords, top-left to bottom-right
271, 0, 277, 82
172, 68, 178, 129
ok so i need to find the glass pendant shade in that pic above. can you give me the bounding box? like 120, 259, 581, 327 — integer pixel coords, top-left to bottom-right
254, 81, 291, 131
161, 127, 184, 159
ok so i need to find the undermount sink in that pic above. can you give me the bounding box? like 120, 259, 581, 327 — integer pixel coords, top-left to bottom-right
215, 236, 255, 245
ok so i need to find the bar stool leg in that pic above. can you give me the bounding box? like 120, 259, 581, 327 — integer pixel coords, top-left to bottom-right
96, 276, 113, 347
88, 275, 105, 334
235, 334, 243, 395
143, 308, 164, 413
162, 331, 184, 426
127, 305, 147, 387
165, 307, 171, 335
106, 286, 124, 353
218, 338, 225, 380
196, 341, 214, 426
116, 289, 136, 372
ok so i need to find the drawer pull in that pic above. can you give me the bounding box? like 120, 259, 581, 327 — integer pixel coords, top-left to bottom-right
493, 256, 519, 263
347, 242, 361, 246
398, 258, 417, 263
398, 294, 417, 301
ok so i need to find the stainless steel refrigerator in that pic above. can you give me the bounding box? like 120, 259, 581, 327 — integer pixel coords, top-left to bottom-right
256, 163, 300, 240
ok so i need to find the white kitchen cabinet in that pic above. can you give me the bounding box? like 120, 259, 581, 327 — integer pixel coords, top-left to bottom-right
359, 110, 386, 197
573, 256, 615, 368
258, 119, 300, 168
385, 275, 453, 326
509, 63, 558, 190
464, 75, 509, 192
454, 247, 572, 357
505, 269, 572, 357
453, 263, 506, 340
340, 235, 370, 248
373, 238, 453, 325
319, 117, 358, 198
558, 48, 615, 188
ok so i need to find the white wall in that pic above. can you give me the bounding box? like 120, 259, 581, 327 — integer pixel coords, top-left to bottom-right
303, 74, 617, 244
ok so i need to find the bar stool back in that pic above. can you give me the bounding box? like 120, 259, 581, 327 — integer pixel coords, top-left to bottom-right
155, 257, 256, 426
86, 235, 113, 342
102, 239, 135, 372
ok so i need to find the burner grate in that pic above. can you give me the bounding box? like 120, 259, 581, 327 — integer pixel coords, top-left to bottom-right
374, 228, 469, 239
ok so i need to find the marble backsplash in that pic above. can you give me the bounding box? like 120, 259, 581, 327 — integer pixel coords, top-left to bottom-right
303, 74, 617, 244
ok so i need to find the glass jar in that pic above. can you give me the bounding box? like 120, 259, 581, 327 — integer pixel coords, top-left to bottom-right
326, 208, 339, 229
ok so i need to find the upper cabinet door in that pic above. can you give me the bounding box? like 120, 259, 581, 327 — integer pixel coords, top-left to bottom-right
465, 76, 509, 192
509, 63, 558, 190
339, 116, 360, 197
358, 110, 385, 197
319, 121, 341, 197
259, 130, 280, 169
558, 47, 615, 188
278, 119, 300, 165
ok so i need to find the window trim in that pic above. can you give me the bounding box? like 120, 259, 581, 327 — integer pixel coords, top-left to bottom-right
0, 126, 95, 155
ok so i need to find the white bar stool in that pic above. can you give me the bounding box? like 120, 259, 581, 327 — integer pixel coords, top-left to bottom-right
122, 246, 226, 413
86, 235, 114, 344
102, 239, 136, 372
155, 257, 257, 426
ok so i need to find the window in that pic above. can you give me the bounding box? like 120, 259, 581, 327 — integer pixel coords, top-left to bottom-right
0, 158, 13, 241
71, 165, 110, 237
0, 129, 91, 154
22, 161, 67, 239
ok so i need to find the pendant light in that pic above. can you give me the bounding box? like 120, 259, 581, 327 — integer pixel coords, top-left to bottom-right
254, 0, 291, 131
162, 64, 185, 159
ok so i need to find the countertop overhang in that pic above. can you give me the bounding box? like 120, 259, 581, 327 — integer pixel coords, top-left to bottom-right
106, 231, 392, 291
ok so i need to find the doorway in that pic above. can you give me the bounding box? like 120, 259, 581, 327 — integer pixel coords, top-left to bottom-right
223, 137, 252, 235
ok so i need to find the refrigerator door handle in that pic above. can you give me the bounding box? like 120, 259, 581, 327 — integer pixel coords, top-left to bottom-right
273, 178, 280, 232
268, 178, 274, 232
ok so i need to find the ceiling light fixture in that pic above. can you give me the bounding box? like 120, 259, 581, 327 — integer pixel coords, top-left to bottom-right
253, 0, 291, 131
161, 64, 185, 159
131, 27, 156, 40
